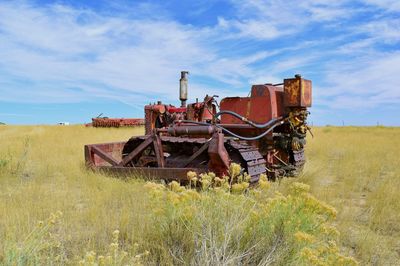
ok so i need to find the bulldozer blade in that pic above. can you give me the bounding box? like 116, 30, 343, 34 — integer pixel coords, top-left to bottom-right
94, 166, 201, 182
85, 142, 202, 182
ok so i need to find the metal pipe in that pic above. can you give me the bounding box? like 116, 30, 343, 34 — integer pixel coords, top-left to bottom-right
179, 71, 189, 107
217, 120, 284, 140
214, 110, 283, 129
167, 125, 215, 136
173, 118, 285, 140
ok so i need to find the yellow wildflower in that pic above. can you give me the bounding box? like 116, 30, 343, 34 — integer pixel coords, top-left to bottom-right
319, 201, 337, 219
258, 176, 271, 190
168, 181, 185, 192
190, 177, 198, 187
321, 224, 340, 237
109, 243, 118, 251
187, 171, 197, 180
214, 176, 224, 186
231, 182, 249, 194
259, 173, 268, 182
167, 193, 181, 204
112, 229, 119, 243
229, 163, 241, 178
303, 194, 337, 219
182, 190, 201, 200
290, 182, 310, 194
85, 251, 96, 263
144, 182, 165, 191
337, 255, 358, 266
327, 240, 339, 253
98, 255, 105, 266
295, 231, 315, 243
208, 172, 216, 179
300, 248, 325, 266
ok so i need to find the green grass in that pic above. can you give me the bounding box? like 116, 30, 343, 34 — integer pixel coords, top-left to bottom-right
0, 125, 398, 265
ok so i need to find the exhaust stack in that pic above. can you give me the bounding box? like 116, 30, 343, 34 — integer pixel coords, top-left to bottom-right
179, 71, 189, 107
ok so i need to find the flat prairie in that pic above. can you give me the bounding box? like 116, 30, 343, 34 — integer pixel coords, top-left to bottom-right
0, 125, 399, 265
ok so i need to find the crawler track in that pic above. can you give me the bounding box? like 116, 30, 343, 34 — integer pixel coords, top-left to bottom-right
121, 136, 267, 183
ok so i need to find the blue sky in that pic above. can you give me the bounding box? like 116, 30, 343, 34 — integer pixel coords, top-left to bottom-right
0, 0, 399, 126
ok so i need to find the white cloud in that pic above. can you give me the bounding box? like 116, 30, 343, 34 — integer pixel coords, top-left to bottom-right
0, 0, 399, 120
219, 18, 291, 40
0, 4, 200, 102
316, 51, 400, 108
364, 0, 400, 12
360, 19, 400, 44
0, 2, 282, 105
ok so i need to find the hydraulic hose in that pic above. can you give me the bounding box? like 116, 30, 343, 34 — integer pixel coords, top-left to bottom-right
172, 117, 285, 141
217, 120, 284, 140
214, 110, 282, 129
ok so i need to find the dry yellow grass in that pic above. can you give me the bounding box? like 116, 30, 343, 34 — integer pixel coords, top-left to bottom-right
0, 125, 146, 264
301, 126, 400, 265
0, 125, 399, 265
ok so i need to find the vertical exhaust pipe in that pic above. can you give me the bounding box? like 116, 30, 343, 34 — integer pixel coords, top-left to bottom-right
179, 71, 189, 107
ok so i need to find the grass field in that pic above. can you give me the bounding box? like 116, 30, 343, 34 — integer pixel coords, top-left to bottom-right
0, 125, 399, 265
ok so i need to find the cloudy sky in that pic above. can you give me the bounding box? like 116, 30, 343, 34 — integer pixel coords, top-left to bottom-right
0, 0, 399, 125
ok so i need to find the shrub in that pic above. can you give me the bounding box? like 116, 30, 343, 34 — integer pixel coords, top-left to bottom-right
2, 211, 66, 265
0, 162, 357, 265
143, 165, 358, 265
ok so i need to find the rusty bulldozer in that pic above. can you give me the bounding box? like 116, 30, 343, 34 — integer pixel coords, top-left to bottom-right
85, 71, 312, 184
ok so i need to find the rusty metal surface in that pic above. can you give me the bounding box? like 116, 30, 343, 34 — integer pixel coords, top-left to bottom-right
219, 84, 284, 124
153, 133, 165, 167
283, 75, 312, 107
90, 145, 119, 166
85, 142, 126, 167
84, 73, 312, 182
119, 136, 153, 166
179, 141, 210, 168
207, 131, 230, 177
167, 125, 215, 136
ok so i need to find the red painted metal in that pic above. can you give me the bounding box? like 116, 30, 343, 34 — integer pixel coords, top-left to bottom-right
220, 84, 284, 124
167, 106, 187, 113
84, 73, 312, 183
207, 131, 230, 177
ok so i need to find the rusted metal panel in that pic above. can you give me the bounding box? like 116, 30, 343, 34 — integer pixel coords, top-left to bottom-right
119, 136, 153, 166
153, 133, 165, 167
207, 131, 230, 177
85, 142, 126, 167
283, 75, 312, 107
90, 145, 119, 166
179, 141, 210, 168
219, 97, 250, 124
219, 84, 284, 124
